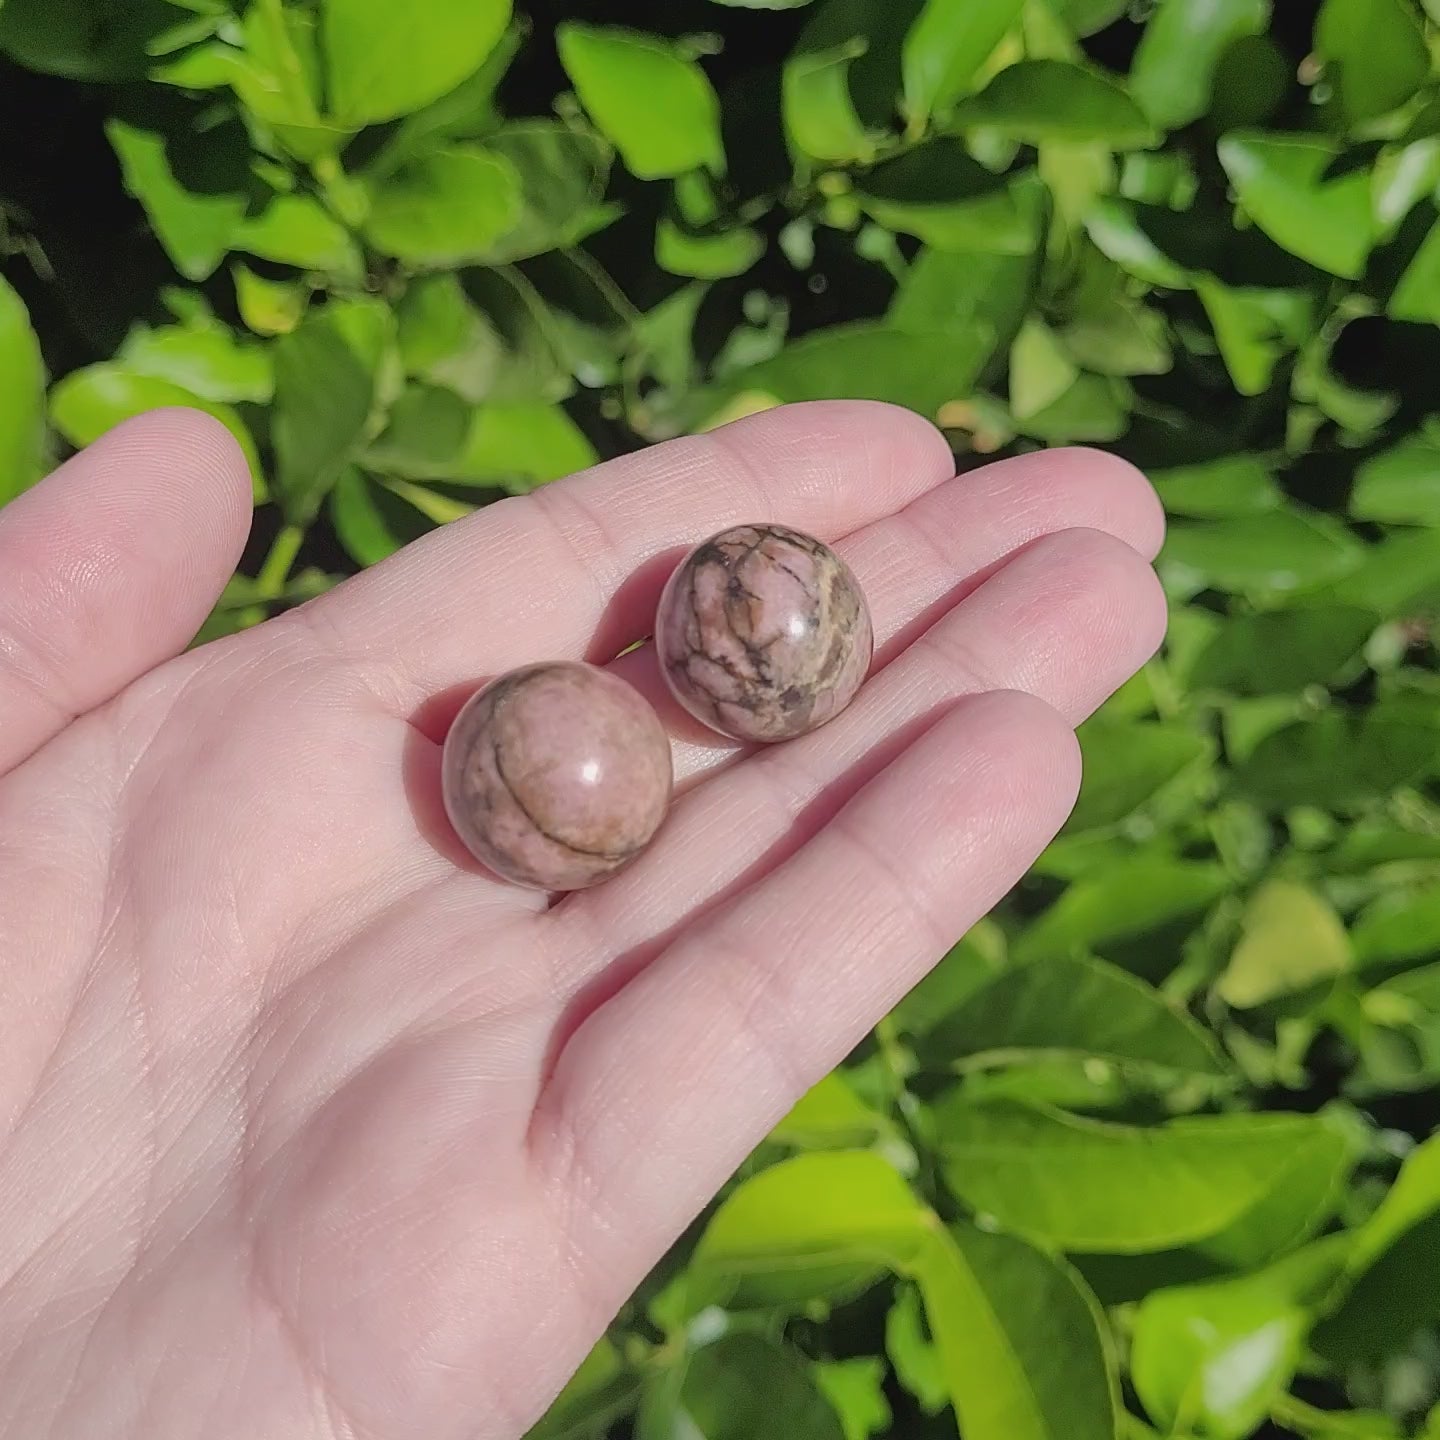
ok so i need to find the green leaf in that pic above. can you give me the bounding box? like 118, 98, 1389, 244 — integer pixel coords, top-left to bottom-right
371, 24, 521, 169
364, 386, 594, 494
462, 270, 576, 405
48, 364, 260, 485
895, 923, 1009, 1037
936, 1101, 1338, 1252
167, 4, 338, 161
1015, 372, 1132, 444
1315, 0, 1430, 126
1161, 511, 1363, 596
901, 0, 1026, 122
1190, 605, 1376, 695
525, 1338, 643, 1440
1132, 1239, 1349, 1440
1084, 198, 1193, 289
813, 1359, 891, 1440
0, 0, 186, 79
1009, 319, 1079, 421
271, 300, 392, 523
356, 382, 468, 468
1330, 532, 1440, 616
330, 467, 436, 567
1234, 704, 1439, 811
118, 321, 273, 405
855, 144, 1043, 252
912, 1222, 1118, 1440
687, 1151, 925, 1311
890, 244, 1039, 368
458, 403, 597, 493
1273, 1399, 1406, 1440
1218, 881, 1352, 1009
640, 1335, 843, 1440
1351, 435, 1440, 527
0, 274, 46, 504
1195, 278, 1315, 397
215, 2, 326, 148
783, 30, 874, 163
733, 322, 995, 419
771, 1074, 892, 1150
364, 147, 522, 266
232, 194, 362, 278
1015, 857, 1231, 963
955, 60, 1157, 147
321, 0, 512, 127
1313, 1135, 1440, 1363
1151, 456, 1282, 519
886, 1285, 949, 1414
1353, 888, 1440, 968
396, 273, 502, 403
480, 123, 615, 263
1349, 1133, 1440, 1275
558, 25, 723, 180
1373, 138, 1440, 238
1060, 295, 1172, 377
194, 568, 338, 647
1197, 1121, 1355, 1270
1067, 721, 1212, 832
1130, 0, 1270, 130
917, 954, 1227, 1076
657, 220, 765, 279
782, 0, 916, 165
106, 119, 247, 283
234, 265, 310, 338
1387, 219, 1440, 325
1217, 132, 1375, 280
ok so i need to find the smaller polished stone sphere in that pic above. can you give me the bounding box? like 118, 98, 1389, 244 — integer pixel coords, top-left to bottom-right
655, 523, 873, 743
441, 662, 672, 891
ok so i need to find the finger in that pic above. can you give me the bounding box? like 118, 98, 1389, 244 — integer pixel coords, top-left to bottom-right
294, 401, 955, 709
607, 445, 1164, 780
528, 690, 1082, 1269
0, 409, 252, 775
555, 527, 1166, 988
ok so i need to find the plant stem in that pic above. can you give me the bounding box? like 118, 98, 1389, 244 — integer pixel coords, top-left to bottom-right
257, 524, 304, 600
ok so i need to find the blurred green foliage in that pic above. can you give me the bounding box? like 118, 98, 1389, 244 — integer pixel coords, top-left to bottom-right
3, 0, 1440, 1436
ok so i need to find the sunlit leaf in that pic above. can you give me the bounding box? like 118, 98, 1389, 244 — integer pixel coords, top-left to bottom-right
936, 1101, 1338, 1252
0, 275, 46, 504
1217, 132, 1375, 279
321, 0, 512, 127
559, 24, 724, 179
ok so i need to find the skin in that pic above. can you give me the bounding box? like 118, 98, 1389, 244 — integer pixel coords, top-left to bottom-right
0, 402, 1167, 1440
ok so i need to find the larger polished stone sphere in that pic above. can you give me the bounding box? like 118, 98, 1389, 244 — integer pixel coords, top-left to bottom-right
655, 524, 873, 743
442, 662, 672, 891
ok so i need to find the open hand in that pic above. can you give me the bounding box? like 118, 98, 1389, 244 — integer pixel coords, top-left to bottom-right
0, 402, 1165, 1439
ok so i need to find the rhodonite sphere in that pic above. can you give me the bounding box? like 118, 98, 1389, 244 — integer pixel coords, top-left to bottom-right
441, 662, 672, 891
655, 523, 873, 743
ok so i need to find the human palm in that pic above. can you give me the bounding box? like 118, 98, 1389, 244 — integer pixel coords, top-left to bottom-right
0, 402, 1165, 1439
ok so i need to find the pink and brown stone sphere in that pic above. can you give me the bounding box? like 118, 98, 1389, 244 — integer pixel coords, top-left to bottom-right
441, 662, 672, 891
655, 523, 873, 744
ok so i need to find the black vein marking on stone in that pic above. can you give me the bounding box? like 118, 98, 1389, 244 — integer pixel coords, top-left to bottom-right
491, 740, 637, 863
672, 547, 771, 718
765, 525, 826, 558
773, 556, 809, 588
